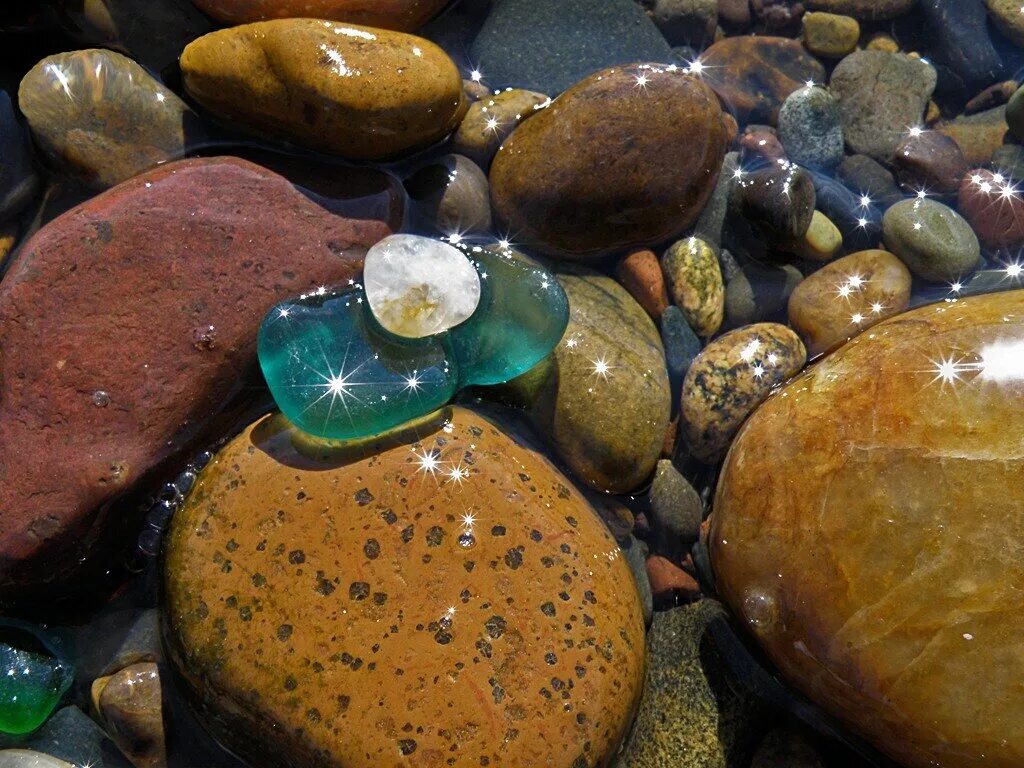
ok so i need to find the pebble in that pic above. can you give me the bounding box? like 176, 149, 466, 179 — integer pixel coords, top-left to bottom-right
891, 130, 968, 194
450, 88, 549, 169
836, 154, 904, 209
777, 85, 844, 171
965, 80, 1018, 114
403, 154, 492, 236
724, 262, 803, 328
920, 0, 1004, 96
660, 306, 702, 407
19, 49, 195, 189
682, 323, 806, 462
802, 11, 859, 57
958, 168, 1024, 250
810, 170, 882, 251
91, 663, 165, 768
641, 0, 718, 47
470, 0, 672, 94
189, 0, 450, 28
805, 0, 914, 17
830, 50, 937, 162
739, 126, 788, 166
645, 555, 701, 607
490, 64, 727, 258
736, 163, 817, 243
648, 459, 703, 559
799, 210, 843, 261
0, 752, 73, 768
718, 0, 752, 25
712, 289, 1024, 768
882, 197, 980, 282
180, 20, 466, 160
865, 32, 900, 51
530, 268, 671, 492
661, 237, 725, 337
702, 36, 826, 124
986, 0, 1024, 48
940, 105, 1010, 167
787, 249, 912, 357
0, 92, 37, 222
616, 249, 670, 320
751, 0, 806, 29
165, 407, 646, 768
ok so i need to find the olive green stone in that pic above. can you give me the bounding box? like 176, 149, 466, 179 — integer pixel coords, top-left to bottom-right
661, 237, 725, 337
881, 198, 980, 283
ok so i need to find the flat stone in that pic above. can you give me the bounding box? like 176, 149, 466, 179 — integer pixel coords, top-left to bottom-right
404, 154, 492, 236
19, 49, 197, 189
490, 64, 727, 259
189, 0, 450, 29
711, 289, 1024, 768
451, 88, 549, 169
0, 158, 389, 600
805, 0, 914, 18
661, 237, 725, 337
882, 198, 980, 283
91, 663, 164, 768
180, 20, 466, 160
164, 407, 645, 768
469, 0, 672, 94
777, 85, 844, 171
787, 249, 912, 358
958, 168, 1024, 250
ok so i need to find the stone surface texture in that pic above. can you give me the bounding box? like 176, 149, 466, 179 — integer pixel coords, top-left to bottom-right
190, 0, 450, 29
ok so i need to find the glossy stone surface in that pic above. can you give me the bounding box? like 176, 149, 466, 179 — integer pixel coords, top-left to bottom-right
18, 49, 197, 188
882, 198, 980, 283
957, 169, 1024, 250
616, 249, 670, 320
451, 88, 549, 169
190, 0, 450, 29
90, 663, 164, 768
363, 234, 481, 339
0, 626, 72, 736
164, 407, 645, 768
0, 752, 73, 768
892, 131, 967, 195
259, 288, 457, 440
450, 246, 569, 386
661, 237, 725, 337
403, 154, 492, 236
180, 20, 466, 160
711, 289, 1024, 768
0, 158, 389, 599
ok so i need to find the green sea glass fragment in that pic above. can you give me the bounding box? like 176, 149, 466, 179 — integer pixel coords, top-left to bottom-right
0, 626, 73, 736
258, 288, 458, 440
450, 247, 569, 386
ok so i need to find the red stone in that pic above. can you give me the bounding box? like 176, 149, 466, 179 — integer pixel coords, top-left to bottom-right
646, 555, 701, 606
740, 127, 788, 165
957, 168, 1024, 250
615, 249, 670, 319
0, 157, 390, 601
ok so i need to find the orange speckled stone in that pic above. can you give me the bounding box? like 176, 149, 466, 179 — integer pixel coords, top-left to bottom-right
712, 289, 1024, 768
190, 0, 450, 30
164, 407, 645, 768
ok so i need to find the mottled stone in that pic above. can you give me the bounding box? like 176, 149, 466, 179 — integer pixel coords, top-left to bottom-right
451, 88, 549, 169
702, 36, 826, 124
648, 460, 703, 559
788, 249, 912, 357
958, 168, 1024, 250
805, 0, 914, 18
830, 51, 937, 162
180, 20, 465, 160
661, 238, 725, 337
530, 268, 671, 493
165, 407, 645, 768
802, 11, 859, 57
189, 0, 450, 29
0, 158, 389, 599
682, 324, 806, 462
892, 130, 967, 194
19, 49, 197, 189
711, 289, 1024, 768
940, 105, 1009, 166
777, 85, 844, 171
617, 249, 670, 320
987, 0, 1024, 47
91, 663, 164, 768
882, 198, 980, 282
490, 64, 727, 259
403, 154, 492, 236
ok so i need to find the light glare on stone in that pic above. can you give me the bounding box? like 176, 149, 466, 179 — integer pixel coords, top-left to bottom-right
364, 234, 481, 339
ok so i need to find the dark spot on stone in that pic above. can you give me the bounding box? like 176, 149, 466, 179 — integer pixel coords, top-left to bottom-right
239, 606, 252, 622
530, 529, 543, 542
426, 525, 444, 546
196, 601, 209, 620
490, 525, 506, 536
92, 220, 113, 243
575, 665, 586, 678
491, 682, 505, 703
541, 602, 556, 617
518, 473, 530, 482
284, 675, 298, 691
584, 590, 597, 604
225, 596, 237, 608
354, 487, 374, 505
382, 508, 397, 524
349, 582, 370, 600
251, 573, 266, 588
560, 544, 571, 554
559, 591, 570, 601
363, 539, 380, 559
277, 624, 293, 641
541, 556, 555, 568
316, 577, 336, 596
338, 695, 350, 711
504, 548, 523, 569
373, 592, 388, 605
307, 708, 322, 724
572, 757, 588, 768
401, 525, 414, 543
566, 516, 578, 528
296, 491, 306, 501
551, 677, 564, 691
434, 629, 452, 644
484, 615, 506, 639
288, 549, 306, 565
226, 539, 239, 552
545, 652, 557, 665
398, 739, 417, 755
475, 638, 493, 658
576, 713, 587, 725
464, 561, 475, 572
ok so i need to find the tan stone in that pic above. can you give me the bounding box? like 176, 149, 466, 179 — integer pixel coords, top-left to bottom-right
802, 12, 860, 58
190, 0, 450, 30
180, 19, 466, 160
798, 210, 842, 262
712, 289, 1024, 768
91, 662, 165, 768
165, 407, 645, 768
452, 88, 549, 169
661, 237, 724, 337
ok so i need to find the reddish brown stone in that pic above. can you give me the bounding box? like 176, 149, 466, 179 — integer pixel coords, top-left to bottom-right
958, 168, 1024, 250
190, 0, 450, 29
719, 0, 753, 26
702, 37, 826, 124
0, 157, 390, 600
616, 249, 671, 319
740, 126, 788, 165
892, 131, 967, 194
752, 0, 806, 28
646, 555, 701, 606
965, 81, 1018, 115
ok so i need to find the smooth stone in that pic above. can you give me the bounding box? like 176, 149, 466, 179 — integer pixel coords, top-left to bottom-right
809, 171, 882, 251
798, 210, 842, 261
0, 92, 37, 222
739, 126, 788, 166
802, 11, 859, 58
189, 0, 450, 29
837, 154, 903, 209
777, 85, 844, 171
882, 198, 980, 283
165, 407, 646, 768
616, 249, 671, 320
91, 663, 164, 768
618, 601, 767, 767
736, 163, 817, 242
830, 51, 937, 162
648, 460, 703, 559
1007, 86, 1024, 140
940, 105, 1009, 166
958, 168, 1024, 249
180, 20, 465, 160
987, 0, 1024, 47
450, 88, 549, 169
711, 289, 1024, 768
529, 268, 671, 493
920, 0, 1004, 96
403, 155, 492, 237
682, 323, 806, 462
660, 306, 702, 408
702, 36, 826, 124
965, 80, 1018, 114
991, 143, 1024, 180
0, 158, 389, 600
805, 0, 914, 17
0, 626, 72, 737
469, 0, 672, 94
752, 0, 806, 28
640, 0, 717, 47
646, 555, 701, 607
787, 249, 912, 357
751, 729, 824, 768
449, 246, 569, 386
0, 752, 73, 768
892, 130, 968, 194
18, 49, 196, 189
724, 262, 803, 328
661, 237, 725, 337
490, 64, 727, 259
622, 537, 654, 627
13, 707, 130, 768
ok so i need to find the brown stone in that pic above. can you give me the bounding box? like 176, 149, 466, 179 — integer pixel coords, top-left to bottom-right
403, 154, 492, 236
718, 0, 752, 25
91, 662, 165, 768
712, 289, 1024, 768
164, 407, 645, 768
180, 19, 466, 160
752, 0, 806, 29
892, 131, 968, 194
965, 80, 1018, 115
739, 126, 788, 165
805, 0, 913, 19
490, 63, 727, 259
938, 106, 1010, 167
616, 249, 670, 320
958, 168, 1024, 250
0, 158, 390, 600
646, 555, 701, 606
451, 88, 549, 169
802, 11, 859, 58
787, 249, 911, 358
702, 37, 826, 124
189, 0, 450, 29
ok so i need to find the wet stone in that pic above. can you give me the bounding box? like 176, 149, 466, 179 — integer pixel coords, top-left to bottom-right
891, 130, 967, 195
616, 249, 671, 321
882, 197, 980, 283
735, 163, 816, 243
188, 0, 451, 29
724, 262, 803, 329
451, 88, 549, 169
801, 11, 859, 58
90, 663, 165, 768
403, 155, 492, 237
957, 168, 1024, 250
661, 237, 725, 337
777, 85, 844, 171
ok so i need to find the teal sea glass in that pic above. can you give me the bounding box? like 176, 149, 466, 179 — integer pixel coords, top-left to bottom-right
258, 289, 458, 440
450, 247, 570, 386
0, 624, 73, 736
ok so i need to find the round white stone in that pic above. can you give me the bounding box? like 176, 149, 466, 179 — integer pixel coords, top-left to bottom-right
363, 234, 481, 339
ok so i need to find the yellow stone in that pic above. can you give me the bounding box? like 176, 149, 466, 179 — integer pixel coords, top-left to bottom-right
798, 210, 843, 262
803, 12, 860, 58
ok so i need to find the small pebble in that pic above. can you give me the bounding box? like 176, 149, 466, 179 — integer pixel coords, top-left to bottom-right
404, 154, 492, 237
958, 168, 1024, 250
616, 249, 670, 320
802, 11, 859, 58
661, 237, 725, 337
891, 130, 967, 194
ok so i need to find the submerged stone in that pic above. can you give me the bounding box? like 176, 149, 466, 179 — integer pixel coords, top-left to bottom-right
189, 0, 450, 29
0, 625, 72, 736
0, 752, 73, 768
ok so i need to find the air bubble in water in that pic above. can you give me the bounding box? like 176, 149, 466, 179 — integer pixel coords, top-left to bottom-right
92, 390, 110, 407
